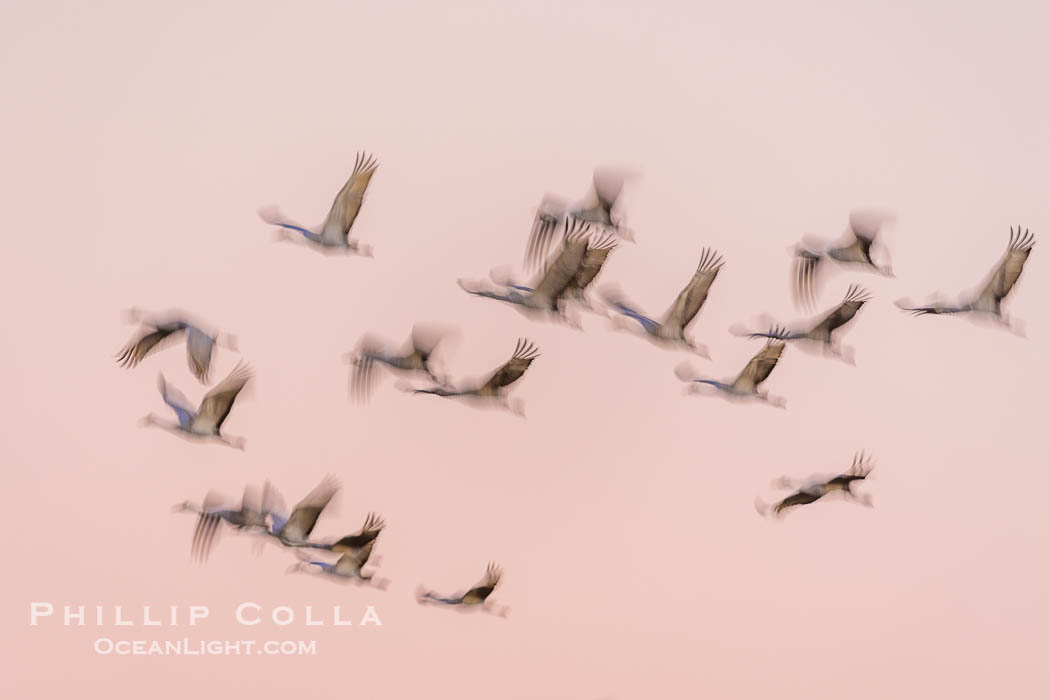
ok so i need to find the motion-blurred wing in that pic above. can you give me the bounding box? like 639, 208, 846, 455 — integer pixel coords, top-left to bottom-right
319, 152, 379, 245
478, 339, 540, 393
662, 248, 724, 330
193, 362, 252, 432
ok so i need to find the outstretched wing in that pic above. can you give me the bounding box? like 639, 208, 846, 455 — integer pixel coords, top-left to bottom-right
662, 248, 724, 331
732, 339, 785, 391
330, 513, 385, 554
116, 323, 185, 369
529, 219, 591, 305
462, 562, 502, 603
193, 362, 252, 433
975, 227, 1035, 307
284, 475, 340, 541
157, 373, 196, 428
479, 338, 540, 393
524, 193, 569, 271
569, 233, 618, 293
185, 326, 216, 384
793, 248, 824, 310
318, 152, 379, 245
808, 284, 870, 336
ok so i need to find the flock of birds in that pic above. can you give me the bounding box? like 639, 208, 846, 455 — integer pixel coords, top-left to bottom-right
116, 153, 1037, 617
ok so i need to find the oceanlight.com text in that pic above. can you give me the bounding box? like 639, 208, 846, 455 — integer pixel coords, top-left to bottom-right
93, 638, 317, 656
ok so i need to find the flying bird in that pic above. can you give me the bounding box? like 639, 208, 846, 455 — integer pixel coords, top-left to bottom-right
262, 476, 340, 547
295, 512, 386, 559
601, 248, 724, 357
116, 308, 237, 384
675, 338, 788, 408
347, 324, 458, 404
140, 362, 253, 449
732, 285, 871, 363
259, 151, 379, 256
459, 219, 594, 327
288, 546, 389, 588
756, 451, 875, 518
895, 227, 1035, 334
792, 210, 894, 309
417, 562, 509, 617
173, 484, 267, 562
412, 338, 540, 416
524, 167, 636, 270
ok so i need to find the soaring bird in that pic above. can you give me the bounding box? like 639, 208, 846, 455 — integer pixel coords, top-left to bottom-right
675, 338, 787, 408
524, 167, 636, 270
895, 227, 1035, 334
417, 562, 509, 617
792, 210, 894, 309
259, 151, 379, 256
601, 248, 724, 357
140, 362, 253, 449
262, 476, 341, 547
756, 451, 875, 518
116, 308, 237, 384
458, 219, 594, 326
347, 324, 457, 404
173, 484, 267, 562
412, 338, 540, 416
732, 285, 871, 363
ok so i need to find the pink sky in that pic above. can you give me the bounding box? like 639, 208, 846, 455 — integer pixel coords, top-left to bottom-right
4, 1, 1049, 698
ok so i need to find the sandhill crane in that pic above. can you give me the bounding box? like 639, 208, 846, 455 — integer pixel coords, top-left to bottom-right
173, 484, 267, 562
347, 324, 457, 404
262, 476, 340, 547
524, 167, 636, 271
732, 285, 871, 363
140, 362, 253, 449
497, 232, 619, 313
458, 219, 594, 326
417, 562, 509, 617
289, 545, 390, 588
756, 451, 875, 518
412, 338, 540, 416
600, 248, 724, 357
259, 151, 379, 256
793, 210, 894, 309
675, 338, 787, 408
116, 308, 237, 384
896, 227, 1035, 334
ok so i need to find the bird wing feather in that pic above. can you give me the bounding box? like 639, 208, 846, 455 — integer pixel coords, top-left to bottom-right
319, 152, 379, 245
661, 248, 724, 330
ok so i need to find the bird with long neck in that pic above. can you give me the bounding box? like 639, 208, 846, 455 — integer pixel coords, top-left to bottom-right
173, 484, 267, 562
896, 226, 1035, 335
116, 307, 238, 384
346, 324, 458, 403
601, 247, 725, 358
675, 338, 788, 408
411, 338, 540, 416
288, 535, 389, 588
259, 151, 378, 257
756, 451, 875, 518
792, 209, 895, 309
140, 362, 252, 449
417, 562, 509, 618
733, 285, 871, 363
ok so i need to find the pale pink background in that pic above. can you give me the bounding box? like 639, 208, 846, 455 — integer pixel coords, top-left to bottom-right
3, 1, 1049, 698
